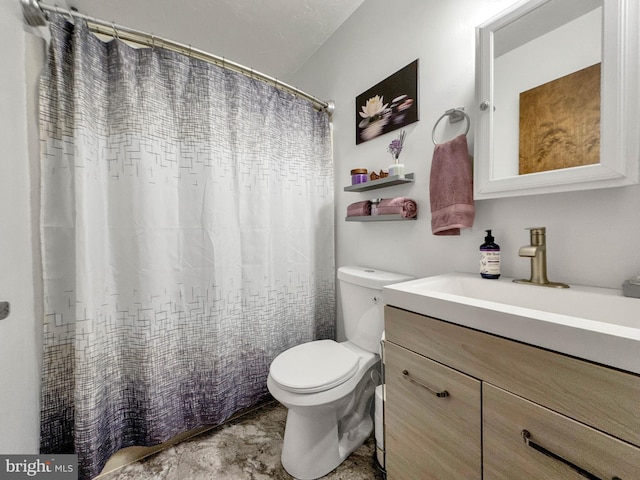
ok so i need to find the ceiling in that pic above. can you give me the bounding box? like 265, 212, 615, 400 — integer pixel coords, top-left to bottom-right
52, 0, 365, 81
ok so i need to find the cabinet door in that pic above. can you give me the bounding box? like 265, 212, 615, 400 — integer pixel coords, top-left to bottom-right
385, 342, 481, 479
483, 383, 640, 480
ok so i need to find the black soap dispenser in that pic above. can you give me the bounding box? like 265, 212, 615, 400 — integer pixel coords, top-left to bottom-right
480, 229, 501, 279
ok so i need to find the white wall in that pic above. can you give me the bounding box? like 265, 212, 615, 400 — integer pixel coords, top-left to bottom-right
0, 0, 43, 453
291, 0, 640, 338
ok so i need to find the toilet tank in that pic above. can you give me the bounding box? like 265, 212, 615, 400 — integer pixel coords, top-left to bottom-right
338, 266, 413, 353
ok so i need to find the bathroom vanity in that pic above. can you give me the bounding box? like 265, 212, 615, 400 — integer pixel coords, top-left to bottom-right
382, 275, 640, 480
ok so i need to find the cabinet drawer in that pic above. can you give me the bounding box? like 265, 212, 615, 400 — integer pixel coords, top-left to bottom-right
385, 305, 640, 447
483, 383, 640, 479
385, 342, 481, 480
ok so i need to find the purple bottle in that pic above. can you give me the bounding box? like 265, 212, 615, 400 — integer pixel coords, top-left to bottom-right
480, 229, 501, 279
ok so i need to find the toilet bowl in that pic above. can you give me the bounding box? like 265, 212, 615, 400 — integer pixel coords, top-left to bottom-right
267, 341, 378, 479
267, 266, 413, 479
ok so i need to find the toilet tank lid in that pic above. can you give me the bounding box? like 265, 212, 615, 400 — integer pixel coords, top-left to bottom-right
337, 266, 413, 290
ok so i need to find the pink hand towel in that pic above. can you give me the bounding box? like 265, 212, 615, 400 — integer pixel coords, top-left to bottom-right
429, 134, 475, 235
347, 200, 372, 217
376, 197, 418, 218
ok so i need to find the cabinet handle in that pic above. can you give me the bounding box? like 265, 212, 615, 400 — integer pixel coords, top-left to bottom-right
521, 430, 622, 480
401, 370, 449, 398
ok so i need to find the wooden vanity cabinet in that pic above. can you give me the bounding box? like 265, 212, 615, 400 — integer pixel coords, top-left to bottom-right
384, 305, 640, 480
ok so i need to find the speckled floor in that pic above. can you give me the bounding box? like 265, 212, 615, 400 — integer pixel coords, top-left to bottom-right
97, 402, 385, 480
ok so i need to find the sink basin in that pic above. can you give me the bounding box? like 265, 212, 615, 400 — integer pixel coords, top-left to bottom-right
383, 273, 640, 374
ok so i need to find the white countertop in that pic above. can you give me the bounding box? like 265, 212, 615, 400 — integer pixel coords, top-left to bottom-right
383, 273, 640, 375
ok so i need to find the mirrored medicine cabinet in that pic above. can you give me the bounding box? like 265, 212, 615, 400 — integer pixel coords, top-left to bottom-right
474, 0, 639, 199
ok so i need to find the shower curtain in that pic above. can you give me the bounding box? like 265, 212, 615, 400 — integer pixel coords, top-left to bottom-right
39, 15, 334, 479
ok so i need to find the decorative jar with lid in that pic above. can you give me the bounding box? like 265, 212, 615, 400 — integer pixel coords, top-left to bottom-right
350, 168, 368, 185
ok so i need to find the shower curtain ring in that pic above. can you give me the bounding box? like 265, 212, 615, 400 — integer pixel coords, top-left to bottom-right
150, 34, 155, 50
66, 7, 74, 22
112, 22, 119, 39
188, 45, 192, 58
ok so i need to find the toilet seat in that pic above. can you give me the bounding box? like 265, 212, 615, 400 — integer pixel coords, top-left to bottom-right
270, 340, 360, 393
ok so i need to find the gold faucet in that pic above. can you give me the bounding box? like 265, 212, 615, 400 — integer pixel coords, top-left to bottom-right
513, 227, 569, 288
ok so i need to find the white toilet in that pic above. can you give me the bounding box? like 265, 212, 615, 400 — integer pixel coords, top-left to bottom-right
267, 265, 413, 479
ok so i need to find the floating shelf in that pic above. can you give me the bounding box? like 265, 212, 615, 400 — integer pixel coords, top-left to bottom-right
345, 215, 417, 222
344, 173, 414, 192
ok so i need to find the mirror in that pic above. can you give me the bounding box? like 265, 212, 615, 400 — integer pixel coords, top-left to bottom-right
474, 0, 639, 199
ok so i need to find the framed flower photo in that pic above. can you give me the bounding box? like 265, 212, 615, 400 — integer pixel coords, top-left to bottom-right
356, 59, 419, 144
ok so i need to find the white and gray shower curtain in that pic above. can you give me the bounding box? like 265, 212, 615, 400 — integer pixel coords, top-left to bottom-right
39, 15, 334, 479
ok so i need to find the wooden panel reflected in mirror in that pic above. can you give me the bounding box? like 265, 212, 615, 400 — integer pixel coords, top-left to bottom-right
519, 63, 601, 174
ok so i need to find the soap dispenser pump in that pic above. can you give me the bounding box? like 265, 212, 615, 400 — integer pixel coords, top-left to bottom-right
480, 229, 501, 279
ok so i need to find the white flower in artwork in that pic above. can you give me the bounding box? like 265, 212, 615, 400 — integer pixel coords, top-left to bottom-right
359, 95, 388, 119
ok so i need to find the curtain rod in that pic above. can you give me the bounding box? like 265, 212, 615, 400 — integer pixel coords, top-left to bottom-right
21, 0, 335, 114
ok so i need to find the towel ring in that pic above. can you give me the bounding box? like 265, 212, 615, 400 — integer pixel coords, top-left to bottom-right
432, 108, 470, 145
